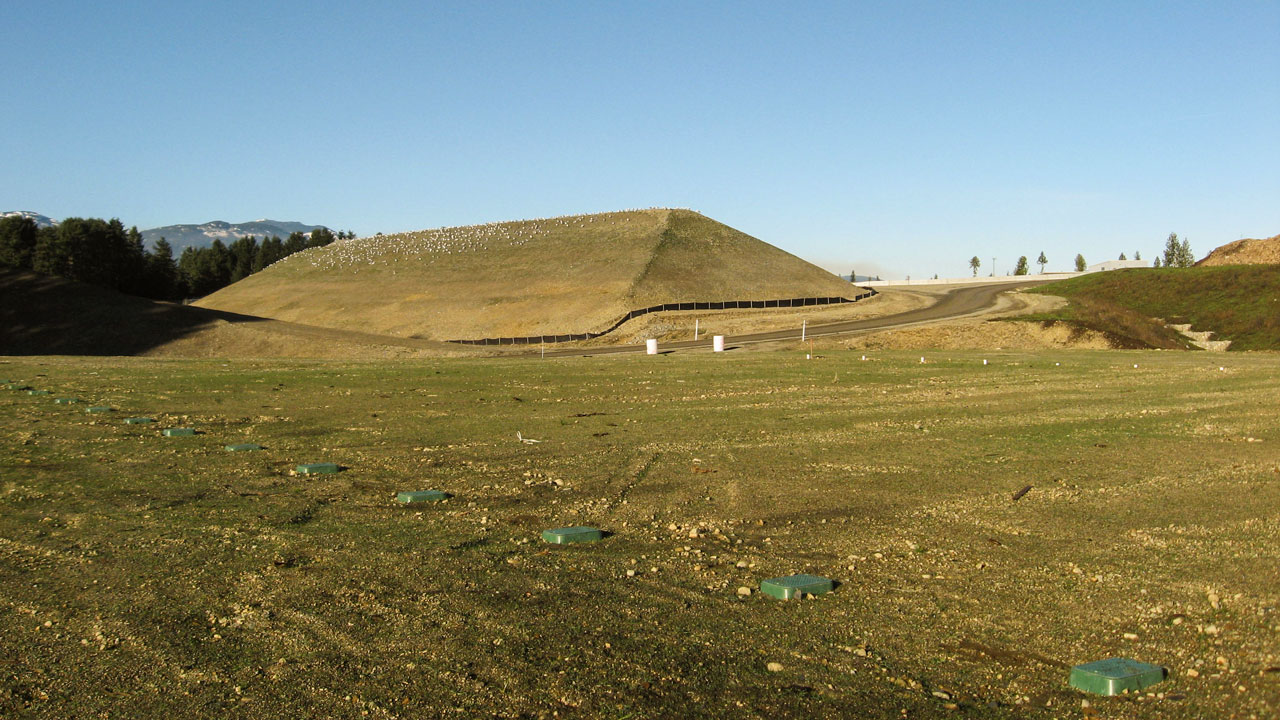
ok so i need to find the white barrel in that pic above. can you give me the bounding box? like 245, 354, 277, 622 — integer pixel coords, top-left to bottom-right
646, 338, 658, 355
712, 335, 725, 352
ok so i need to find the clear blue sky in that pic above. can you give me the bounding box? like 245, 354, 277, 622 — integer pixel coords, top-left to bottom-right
5, 1, 1278, 278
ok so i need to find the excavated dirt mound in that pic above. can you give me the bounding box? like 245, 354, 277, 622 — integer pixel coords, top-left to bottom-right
1196, 233, 1280, 266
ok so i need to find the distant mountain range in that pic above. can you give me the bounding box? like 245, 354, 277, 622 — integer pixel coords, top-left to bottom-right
139, 220, 329, 253
2, 212, 330, 253
1, 211, 57, 228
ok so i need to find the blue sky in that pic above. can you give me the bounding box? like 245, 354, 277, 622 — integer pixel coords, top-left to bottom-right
4, 1, 1278, 278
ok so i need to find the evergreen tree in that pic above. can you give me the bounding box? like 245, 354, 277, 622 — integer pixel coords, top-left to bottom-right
307, 227, 336, 248
1162, 233, 1180, 267
1037, 251, 1047, 273
1014, 256, 1029, 275
1074, 254, 1086, 271
227, 235, 259, 282
254, 235, 285, 272
1134, 250, 1141, 261
0, 215, 40, 270
1153, 257, 1162, 268
144, 238, 181, 300
1178, 237, 1194, 267
283, 231, 307, 255
1119, 252, 1127, 260
969, 256, 981, 276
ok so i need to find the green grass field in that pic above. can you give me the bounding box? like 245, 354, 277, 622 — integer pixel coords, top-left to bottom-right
2, 350, 1278, 718
1025, 266, 1280, 350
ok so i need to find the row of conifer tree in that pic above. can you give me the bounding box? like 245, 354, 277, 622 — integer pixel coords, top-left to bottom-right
0, 215, 351, 301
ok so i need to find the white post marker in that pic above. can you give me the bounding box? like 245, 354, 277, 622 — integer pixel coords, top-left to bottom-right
693, 319, 699, 340
920, 356, 926, 364
801, 319, 807, 342
646, 338, 658, 355
983, 359, 988, 365
713, 335, 725, 352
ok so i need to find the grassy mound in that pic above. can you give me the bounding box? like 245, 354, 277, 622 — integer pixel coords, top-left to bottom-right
1024, 266, 1280, 350
194, 209, 857, 341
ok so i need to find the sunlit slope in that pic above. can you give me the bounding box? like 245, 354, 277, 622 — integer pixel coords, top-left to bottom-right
195, 209, 856, 340
1196, 233, 1280, 266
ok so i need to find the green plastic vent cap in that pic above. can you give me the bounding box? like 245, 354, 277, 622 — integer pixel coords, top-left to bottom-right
541, 526, 603, 544
1069, 658, 1166, 696
760, 574, 834, 600
296, 462, 340, 475
163, 428, 197, 437
225, 443, 264, 452
397, 490, 449, 504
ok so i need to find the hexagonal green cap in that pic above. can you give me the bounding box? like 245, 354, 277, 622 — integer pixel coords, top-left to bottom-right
1069, 657, 1166, 695
760, 574, 834, 600
541, 526, 603, 544
397, 490, 449, 504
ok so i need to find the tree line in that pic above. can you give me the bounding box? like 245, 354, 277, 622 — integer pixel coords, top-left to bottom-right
0, 215, 351, 301
965, 233, 1194, 277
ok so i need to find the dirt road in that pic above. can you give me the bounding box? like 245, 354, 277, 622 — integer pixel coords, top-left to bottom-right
545, 280, 1054, 357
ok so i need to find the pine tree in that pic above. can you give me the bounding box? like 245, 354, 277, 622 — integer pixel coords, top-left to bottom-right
1162, 233, 1180, 267
969, 256, 981, 276
1014, 256, 1029, 275
0, 215, 40, 270
1074, 254, 1086, 271
1037, 251, 1047, 273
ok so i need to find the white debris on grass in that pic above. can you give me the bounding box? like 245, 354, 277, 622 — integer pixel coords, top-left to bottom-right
266, 208, 694, 273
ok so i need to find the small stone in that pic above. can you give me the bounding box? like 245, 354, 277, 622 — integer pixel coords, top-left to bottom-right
625, 569, 636, 577
736, 586, 752, 597
688, 528, 700, 538
1123, 632, 1139, 640
735, 560, 748, 569
766, 662, 783, 672
1186, 668, 1199, 678
667, 523, 678, 531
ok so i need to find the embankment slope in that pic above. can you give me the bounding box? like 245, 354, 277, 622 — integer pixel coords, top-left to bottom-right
194, 209, 858, 341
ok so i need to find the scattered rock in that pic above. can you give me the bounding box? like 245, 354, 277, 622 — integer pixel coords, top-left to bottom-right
736, 586, 752, 597
766, 662, 784, 672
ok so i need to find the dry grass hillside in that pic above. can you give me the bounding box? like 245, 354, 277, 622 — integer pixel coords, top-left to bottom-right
194, 209, 858, 341
1196, 233, 1280, 266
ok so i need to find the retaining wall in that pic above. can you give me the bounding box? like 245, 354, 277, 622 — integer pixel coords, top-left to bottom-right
448, 290, 878, 345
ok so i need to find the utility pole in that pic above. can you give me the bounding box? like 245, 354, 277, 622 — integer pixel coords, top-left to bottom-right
991, 258, 995, 277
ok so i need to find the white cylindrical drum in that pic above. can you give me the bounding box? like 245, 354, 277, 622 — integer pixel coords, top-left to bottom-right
646, 338, 658, 355
712, 335, 725, 352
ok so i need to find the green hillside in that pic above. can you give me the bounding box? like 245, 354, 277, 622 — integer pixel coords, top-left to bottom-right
1027, 266, 1280, 350
194, 209, 857, 341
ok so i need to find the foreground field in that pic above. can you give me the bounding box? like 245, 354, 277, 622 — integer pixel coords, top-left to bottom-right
1, 350, 1277, 719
